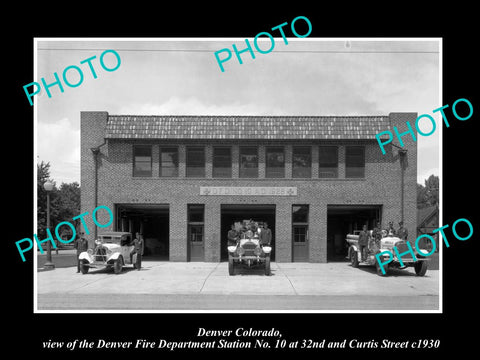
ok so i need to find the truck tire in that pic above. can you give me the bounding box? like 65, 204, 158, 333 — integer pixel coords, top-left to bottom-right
265, 256, 271, 276
114, 256, 123, 274
376, 258, 388, 276
80, 260, 89, 274
414, 260, 428, 276
136, 253, 142, 270
228, 257, 235, 276
351, 250, 359, 268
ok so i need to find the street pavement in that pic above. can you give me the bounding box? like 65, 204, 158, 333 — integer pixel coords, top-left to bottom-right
36, 260, 440, 311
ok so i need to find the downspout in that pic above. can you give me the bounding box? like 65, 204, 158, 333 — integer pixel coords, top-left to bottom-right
399, 150, 406, 224
390, 144, 408, 224
90, 139, 107, 239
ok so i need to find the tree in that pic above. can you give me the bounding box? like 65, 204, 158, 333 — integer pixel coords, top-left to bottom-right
37, 161, 58, 240
55, 182, 81, 239
37, 161, 81, 244
417, 174, 439, 209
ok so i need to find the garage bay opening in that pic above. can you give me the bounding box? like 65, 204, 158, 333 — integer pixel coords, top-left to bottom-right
115, 204, 169, 260
220, 204, 276, 261
327, 205, 382, 262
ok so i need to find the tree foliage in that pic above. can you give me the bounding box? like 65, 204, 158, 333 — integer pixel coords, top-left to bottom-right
37, 161, 80, 242
417, 174, 439, 209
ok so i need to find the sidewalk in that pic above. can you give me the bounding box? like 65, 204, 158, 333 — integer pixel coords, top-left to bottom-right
36, 261, 440, 310
37, 249, 77, 269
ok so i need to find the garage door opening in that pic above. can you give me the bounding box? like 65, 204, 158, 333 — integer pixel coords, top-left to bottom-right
220, 204, 276, 261
115, 204, 169, 260
327, 205, 382, 262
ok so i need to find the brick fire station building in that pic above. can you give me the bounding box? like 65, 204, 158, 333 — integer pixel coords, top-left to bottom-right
80, 112, 417, 262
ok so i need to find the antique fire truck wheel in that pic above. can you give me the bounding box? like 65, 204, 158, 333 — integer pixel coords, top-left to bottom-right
228, 257, 235, 276
80, 260, 89, 274
414, 260, 428, 276
376, 258, 388, 276
136, 254, 142, 270
264, 256, 271, 276
351, 250, 359, 268
113, 256, 123, 274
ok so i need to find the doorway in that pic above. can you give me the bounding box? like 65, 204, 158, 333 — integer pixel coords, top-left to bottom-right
188, 204, 205, 261
220, 204, 276, 261
292, 205, 309, 262
327, 205, 382, 262
116, 204, 169, 260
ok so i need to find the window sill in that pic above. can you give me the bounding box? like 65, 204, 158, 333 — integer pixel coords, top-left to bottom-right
131, 176, 366, 181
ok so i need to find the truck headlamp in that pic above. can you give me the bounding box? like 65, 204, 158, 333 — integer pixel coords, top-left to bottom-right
262, 246, 272, 254
87, 249, 93, 256
237, 247, 245, 256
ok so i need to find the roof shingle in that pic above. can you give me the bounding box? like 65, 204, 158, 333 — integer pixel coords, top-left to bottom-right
105, 115, 391, 140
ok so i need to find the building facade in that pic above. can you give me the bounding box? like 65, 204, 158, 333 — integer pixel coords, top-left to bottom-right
80, 112, 417, 263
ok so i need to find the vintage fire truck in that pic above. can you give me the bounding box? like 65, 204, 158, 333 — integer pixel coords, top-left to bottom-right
78, 232, 141, 274
227, 220, 272, 276
346, 229, 429, 276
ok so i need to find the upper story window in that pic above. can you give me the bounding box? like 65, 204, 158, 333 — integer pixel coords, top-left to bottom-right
346, 146, 365, 178
213, 147, 232, 178
239, 146, 258, 178
186, 146, 205, 178
160, 147, 178, 177
292, 146, 311, 178
133, 145, 152, 177
266, 146, 285, 178
319, 146, 338, 178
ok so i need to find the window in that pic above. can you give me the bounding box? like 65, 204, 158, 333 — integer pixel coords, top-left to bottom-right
189, 226, 204, 242
188, 205, 204, 243
160, 147, 178, 177
293, 226, 308, 243
213, 147, 232, 178
239, 146, 258, 178
292, 205, 309, 223
133, 145, 152, 177
186, 147, 205, 177
292, 205, 309, 248
266, 147, 285, 178
292, 146, 311, 178
346, 146, 365, 178
319, 146, 338, 178
188, 204, 205, 223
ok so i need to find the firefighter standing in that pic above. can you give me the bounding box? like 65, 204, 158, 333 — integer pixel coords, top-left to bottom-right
74, 232, 88, 273
227, 225, 238, 246
260, 222, 272, 246
397, 221, 408, 240
372, 221, 382, 248
358, 224, 369, 261
133, 232, 144, 270
387, 221, 396, 236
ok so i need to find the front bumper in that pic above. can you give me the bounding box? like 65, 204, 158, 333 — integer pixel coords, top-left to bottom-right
82, 261, 112, 269
230, 255, 267, 261
229, 255, 269, 268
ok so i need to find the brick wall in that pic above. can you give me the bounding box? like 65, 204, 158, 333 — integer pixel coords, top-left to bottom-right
81, 112, 417, 263
80, 111, 108, 249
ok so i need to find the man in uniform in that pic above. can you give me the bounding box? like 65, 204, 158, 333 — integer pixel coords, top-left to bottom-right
133, 232, 144, 270
387, 221, 396, 237
74, 231, 88, 273
260, 222, 272, 246
371, 221, 383, 251
397, 221, 408, 241
227, 225, 238, 246
358, 224, 369, 262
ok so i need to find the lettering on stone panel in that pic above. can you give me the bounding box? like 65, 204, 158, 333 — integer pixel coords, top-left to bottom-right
200, 186, 297, 196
